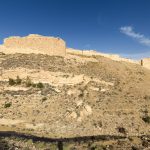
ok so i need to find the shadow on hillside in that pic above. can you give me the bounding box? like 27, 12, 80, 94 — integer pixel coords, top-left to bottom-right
0, 131, 127, 143
0, 131, 149, 150
0, 131, 127, 150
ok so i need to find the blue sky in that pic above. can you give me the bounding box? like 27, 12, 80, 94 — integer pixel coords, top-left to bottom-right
0, 0, 150, 59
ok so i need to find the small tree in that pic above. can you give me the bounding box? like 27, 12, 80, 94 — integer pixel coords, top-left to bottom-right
16, 76, 22, 85
142, 116, 150, 124
32, 83, 37, 88
25, 76, 32, 87
37, 82, 44, 88
9, 78, 16, 86
4, 102, 12, 108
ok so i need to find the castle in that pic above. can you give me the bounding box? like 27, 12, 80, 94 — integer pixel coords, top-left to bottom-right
1, 34, 66, 56
0, 34, 150, 69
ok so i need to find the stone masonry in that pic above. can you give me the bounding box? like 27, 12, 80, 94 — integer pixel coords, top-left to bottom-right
1, 34, 150, 69
141, 58, 150, 69
3, 34, 66, 56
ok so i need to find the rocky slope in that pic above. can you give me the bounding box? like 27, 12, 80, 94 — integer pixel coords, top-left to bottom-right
0, 52, 150, 140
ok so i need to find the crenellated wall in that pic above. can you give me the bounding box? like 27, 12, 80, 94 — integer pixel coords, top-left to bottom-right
3, 34, 66, 56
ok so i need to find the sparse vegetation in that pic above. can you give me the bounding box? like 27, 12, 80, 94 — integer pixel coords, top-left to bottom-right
37, 82, 44, 88
117, 127, 127, 134
0, 139, 10, 150
25, 77, 44, 88
25, 76, 32, 87
143, 109, 148, 115
8, 78, 16, 86
35, 142, 46, 149
4, 102, 12, 108
42, 97, 47, 102
142, 109, 150, 124
9, 76, 22, 85
16, 76, 22, 85
32, 83, 37, 88
8, 76, 45, 89
0, 52, 150, 148
142, 116, 150, 124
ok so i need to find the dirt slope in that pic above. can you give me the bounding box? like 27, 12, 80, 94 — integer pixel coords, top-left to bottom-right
0, 53, 150, 139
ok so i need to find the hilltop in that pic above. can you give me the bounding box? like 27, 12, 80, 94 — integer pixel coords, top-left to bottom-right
0, 34, 150, 70
0, 35, 150, 149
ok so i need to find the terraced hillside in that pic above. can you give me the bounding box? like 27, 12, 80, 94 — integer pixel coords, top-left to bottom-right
0, 53, 150, 142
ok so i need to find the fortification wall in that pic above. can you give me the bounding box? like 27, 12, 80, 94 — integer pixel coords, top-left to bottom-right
3, 34, 66, 56
67, 48, 138, 64
1, 34, 150, 68
142, 58, 150, 69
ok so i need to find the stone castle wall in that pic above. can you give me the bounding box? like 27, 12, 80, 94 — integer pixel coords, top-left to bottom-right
3, 34, 66, 56
1, 34, 150, 69
142, 58, 150, 69
67, 48, 138, 64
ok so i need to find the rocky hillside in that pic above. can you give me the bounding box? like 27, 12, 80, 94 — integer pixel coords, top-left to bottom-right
0, 52, 150, 140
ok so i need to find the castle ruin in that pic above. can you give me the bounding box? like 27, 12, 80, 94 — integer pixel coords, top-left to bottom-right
3, 34, 66, 56
0, 34, 150, 70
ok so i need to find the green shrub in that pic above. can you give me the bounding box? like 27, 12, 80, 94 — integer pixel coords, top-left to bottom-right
37, 82, 44, 88
16, 76, 22, 85
9, 76, 22, 86
35, 142, 46, 149
32, 83, 37, 88
25, 76, 32, 87
4, 102, 12, 108
24, 77, 44, 88
142, 116, 150, 123
9, 78, 16, 86
117, 127, 126, 134
42, 97, 47, 102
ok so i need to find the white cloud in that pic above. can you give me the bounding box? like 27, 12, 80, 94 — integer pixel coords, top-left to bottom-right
120, 26, 150, 46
